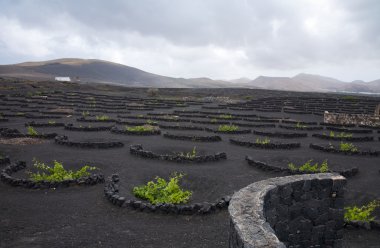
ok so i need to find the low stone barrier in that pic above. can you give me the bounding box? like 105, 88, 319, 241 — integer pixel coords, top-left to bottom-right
76, 117, 117, 123
233, 122, 276, 128
325, 126, 373, 133
65, 124, 114, 131
0, 161, 104, 189
158, 124, 204, 131
278, 124, 323, 131
228, 173, 346, 247
311, 134, 374, 142
163, 132, 222, 142
253, 130, 308, 138
309, 143, 379, 156
205, 128, 251, 134
130, 144, 227, 163
110, 127, 161, 136
104, 174, 230, 215
245, 157, 358, 178
230, 138, 300, 150
55, 135, 124, 149
0, 129, 57, 139
25, 121, 65, 127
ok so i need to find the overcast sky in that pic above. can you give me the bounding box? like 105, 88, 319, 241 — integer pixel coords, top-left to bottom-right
0, 0, 379, 81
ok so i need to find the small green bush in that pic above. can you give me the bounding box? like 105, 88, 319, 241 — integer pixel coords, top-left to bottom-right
218, 125, 239, 132
344, 200, 380, 222
177, 146, 197, 159
82, 111, 90, 117
255, 137, 271, 144
295, 122, 307, 129
210, 118, 218, 123
328, 131, 353, 138
96, 115, 110, 121
27, 126, 38, 136
125, 125, 156, 132
339, 142, 358, 152
133, 173, 192, 204
28, 159, 97, 182
218, 114, 233, 119
288, 159, 329, 173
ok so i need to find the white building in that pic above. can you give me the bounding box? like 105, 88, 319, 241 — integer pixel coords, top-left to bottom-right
55, 77, 71, 82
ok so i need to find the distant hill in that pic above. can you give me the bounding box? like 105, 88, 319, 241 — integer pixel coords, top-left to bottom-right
246, 73, 380, 93
0, 58, 379, 93
0, 58, 232, 88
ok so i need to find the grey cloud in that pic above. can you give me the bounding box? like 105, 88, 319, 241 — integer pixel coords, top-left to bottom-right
0, 0, 379, 81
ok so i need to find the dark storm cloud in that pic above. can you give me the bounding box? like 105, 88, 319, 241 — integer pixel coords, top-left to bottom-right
0, 0, 379, 81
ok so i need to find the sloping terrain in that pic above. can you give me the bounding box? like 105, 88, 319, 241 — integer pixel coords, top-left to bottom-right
1, 59, 379, 93
0, 58, 232, 88
247, 73, 380, 93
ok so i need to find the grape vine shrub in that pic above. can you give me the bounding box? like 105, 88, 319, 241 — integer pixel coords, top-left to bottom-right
345, 200, 380, 222
133, 173, 192, 204
288, 159, 329, 173
27, 126, 38, 136
218, 124, 239, 132
28, 159, 97, 182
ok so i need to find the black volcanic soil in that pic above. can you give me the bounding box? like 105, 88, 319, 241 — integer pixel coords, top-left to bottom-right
1, 81, 380, 248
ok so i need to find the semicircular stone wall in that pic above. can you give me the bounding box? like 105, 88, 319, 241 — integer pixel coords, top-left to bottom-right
228, 173, 346, 248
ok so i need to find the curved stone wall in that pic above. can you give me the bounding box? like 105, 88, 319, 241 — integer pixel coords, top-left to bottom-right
228, 173, 346, 248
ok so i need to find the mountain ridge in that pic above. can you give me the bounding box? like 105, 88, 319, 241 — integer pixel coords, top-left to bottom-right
0, 58, 379, 93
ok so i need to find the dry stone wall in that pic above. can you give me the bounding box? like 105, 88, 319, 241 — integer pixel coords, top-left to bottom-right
229, 173, 346, 248
324, 112, 380, 127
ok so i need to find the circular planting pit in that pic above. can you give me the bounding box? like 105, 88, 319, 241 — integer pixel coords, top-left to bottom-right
245, 156, 359, 178
0, 128, 57, 139
110, 127, 161, 136
229, 138, 300, 150
205, 128, 251, 134
55, 135, 124, 149
311, 134, 374, 142
104, 174, 230, 214
163, 132, 222, 142
309, 143, 379, 156
233, 122, 276, 128
76, 117, 117, 123
158, 124, 204, 131
253, 130, 308, 138
325, 126, 373, 134
65, 124, 114, 131
0, 161, 105, 189
130, 144, 227, 163
278, 124, 323, 131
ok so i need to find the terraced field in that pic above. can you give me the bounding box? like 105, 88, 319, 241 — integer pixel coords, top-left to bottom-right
1, 86, 379, 247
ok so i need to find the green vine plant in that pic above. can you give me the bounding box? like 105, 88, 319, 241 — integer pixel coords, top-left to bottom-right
218, 124, 239, 132
339, 142, 358, 152
255, 137, 271, 145
125, 125, 157, 132
82, 111, 90, 117
133, 172, 192, 204
217, 114, 233, 119
28, 159, 97, 182
177, 146, 197, 159
295, 122, 307, 129
288, 159, 329, 173
27, 126, 39, 136
325, 131, 353, 138
344, 200, 380, 223
96, 115, 110, 121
